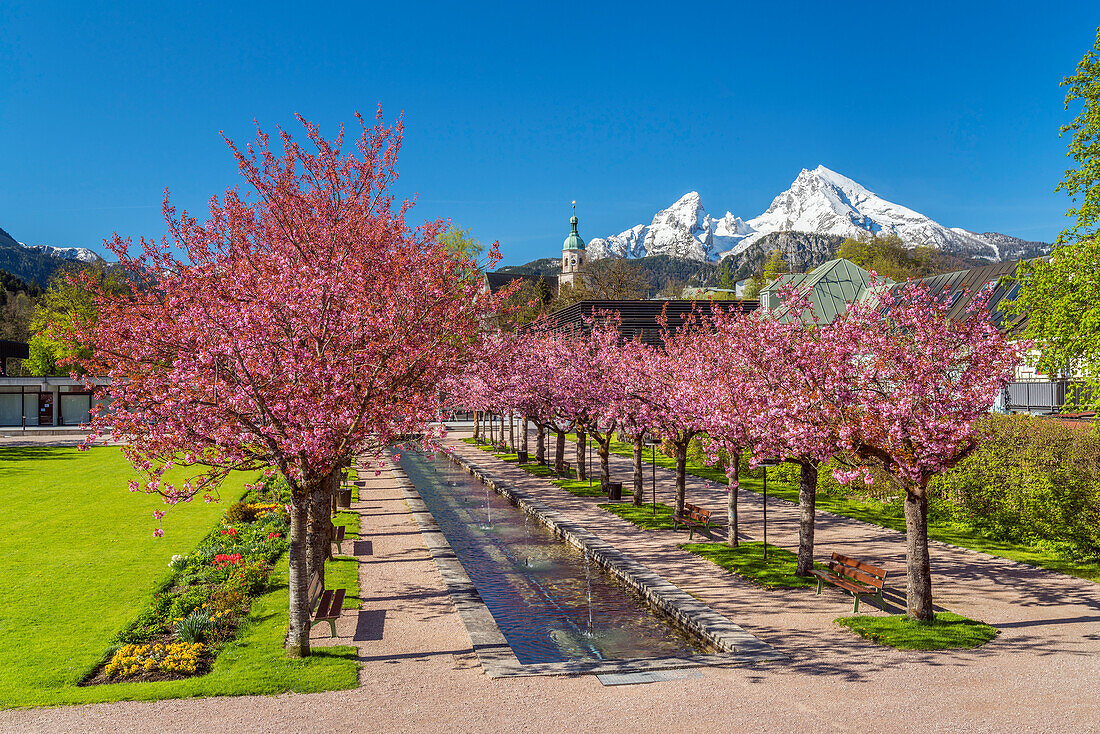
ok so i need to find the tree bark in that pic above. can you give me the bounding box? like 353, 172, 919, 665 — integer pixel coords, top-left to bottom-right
904, 481, 934, 621
796, 461, 818, 576
521, 418, 529, 453
597, 436, 611, 491
554, 429, 565, 472
632, 435, 644, 506
674, 439, 688, 517
509, 412, 515, 451
575, 426, 587, 480
727, 451, 741, 547
307, 466, 340, 590
536, 423, 546, 464
286, 495, 311, 658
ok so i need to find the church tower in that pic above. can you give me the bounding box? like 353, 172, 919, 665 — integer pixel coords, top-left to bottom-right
560, 201, 587, 289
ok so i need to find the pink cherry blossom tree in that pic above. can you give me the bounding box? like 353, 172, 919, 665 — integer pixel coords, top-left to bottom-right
70, 112, 499, 657
837, 283, 1024, 620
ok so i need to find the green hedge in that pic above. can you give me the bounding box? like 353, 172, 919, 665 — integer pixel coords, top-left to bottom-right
928, 415, 1100, 560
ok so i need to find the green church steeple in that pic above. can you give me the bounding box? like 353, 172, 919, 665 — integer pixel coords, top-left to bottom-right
563, 201, 586, 251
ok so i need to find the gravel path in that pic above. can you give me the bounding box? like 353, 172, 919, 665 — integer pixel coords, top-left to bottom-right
3, 439, 1098, 733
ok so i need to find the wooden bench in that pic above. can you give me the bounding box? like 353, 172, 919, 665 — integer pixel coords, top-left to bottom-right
671, 502, 712, 539
308, 570, 346, 637
810, 552, 887, 612
330, 522, 346, 555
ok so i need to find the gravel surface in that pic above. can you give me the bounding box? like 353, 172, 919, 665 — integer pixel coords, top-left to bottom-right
3, 436, 1098, 733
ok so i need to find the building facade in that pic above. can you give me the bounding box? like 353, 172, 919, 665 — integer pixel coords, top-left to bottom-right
0, 376, 110, 428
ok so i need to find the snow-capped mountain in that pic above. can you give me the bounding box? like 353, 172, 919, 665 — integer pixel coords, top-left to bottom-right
587, 166, 1049, 264
0, 224, 109, 286
23, 244, 104, 264
0, 225, 104, 265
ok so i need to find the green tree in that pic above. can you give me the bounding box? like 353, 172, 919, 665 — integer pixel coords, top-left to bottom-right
25, 265, 125, 376
760, 249, 790, 285
716, 257, 736, 290
1010, 27, 1100, 409
437, 227, 484, 261
837, 233, 917, 281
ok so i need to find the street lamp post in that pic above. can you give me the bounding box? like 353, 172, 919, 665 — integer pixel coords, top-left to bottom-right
645, 436, 660, 516
758, 459, 779, 561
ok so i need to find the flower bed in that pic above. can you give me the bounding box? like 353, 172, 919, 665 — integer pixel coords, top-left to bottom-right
84, 479, 291, 685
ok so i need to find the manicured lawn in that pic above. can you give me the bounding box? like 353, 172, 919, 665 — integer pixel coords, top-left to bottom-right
835, 612, 999, 650
681, 541, 820, 588
599, 502, 677, 530
0, 446, 357, 708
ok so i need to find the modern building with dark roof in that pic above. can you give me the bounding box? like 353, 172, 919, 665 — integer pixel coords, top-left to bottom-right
874, 259, 1026, 334
532, 299, 759, 346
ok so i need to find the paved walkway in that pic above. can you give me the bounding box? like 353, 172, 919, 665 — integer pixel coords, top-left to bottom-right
3, 442, 1098, 733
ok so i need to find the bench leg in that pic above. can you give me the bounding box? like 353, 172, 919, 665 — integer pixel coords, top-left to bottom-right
853, 594, 860, 613
328, 619, 337, 637
688, 526, 695, 541
877, 589, 885, 610
816, 578, 823, 595
335, 540, 343, 554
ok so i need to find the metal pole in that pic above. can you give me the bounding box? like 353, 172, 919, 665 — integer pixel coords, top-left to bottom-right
588, 433, 592, 488
651, 443, 656, 515
763, 466, 768, 561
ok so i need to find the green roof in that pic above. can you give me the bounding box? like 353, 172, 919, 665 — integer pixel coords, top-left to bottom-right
760, 258, 892, 323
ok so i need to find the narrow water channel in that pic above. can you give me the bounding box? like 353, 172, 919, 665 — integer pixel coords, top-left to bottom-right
399, 450, 703, 664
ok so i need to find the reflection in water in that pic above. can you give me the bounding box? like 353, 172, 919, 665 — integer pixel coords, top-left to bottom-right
400, 450, 702, 664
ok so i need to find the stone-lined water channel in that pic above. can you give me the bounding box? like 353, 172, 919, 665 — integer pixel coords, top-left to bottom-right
399, 451, 704, 664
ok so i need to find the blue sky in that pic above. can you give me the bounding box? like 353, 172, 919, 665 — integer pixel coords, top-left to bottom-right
1, 2, 1097, 266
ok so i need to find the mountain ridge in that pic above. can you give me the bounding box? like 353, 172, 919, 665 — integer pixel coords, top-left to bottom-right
586, 166, 1050, 265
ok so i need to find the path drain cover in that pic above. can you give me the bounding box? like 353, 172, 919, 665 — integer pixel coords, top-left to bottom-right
596, 670, 704, 686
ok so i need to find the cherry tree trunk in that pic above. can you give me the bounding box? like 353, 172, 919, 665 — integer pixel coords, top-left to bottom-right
536, 423, 546, 463
554, 430, 566, 472
796, 461, 818, 576
509, 413, 515, 451
474, 411, 481, 441
575, 426, 587, 480
287, 495, 311, 658
674, 441, 688, 517
597, 438, 611, 491
904, 482, 934, 621
632, 436, 644, 506
521, 418, 529, 453
307, 466, 341, 591
727, 452, 741, 547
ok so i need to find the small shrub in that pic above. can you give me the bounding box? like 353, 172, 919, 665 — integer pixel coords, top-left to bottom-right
226, 560, 270, 596
167, 586, 212, 622
206, 585, 248, 618
225, 502, 257, 524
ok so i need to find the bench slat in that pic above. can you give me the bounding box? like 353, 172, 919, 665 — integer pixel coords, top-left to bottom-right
832, 552, 887, 579
325, 588, 346, 620
308, 573, 324, 608
829, 561, 885, 590
314, 588, 334, 618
